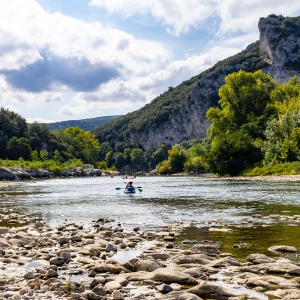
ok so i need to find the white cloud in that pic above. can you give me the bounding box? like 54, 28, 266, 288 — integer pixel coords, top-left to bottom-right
89, 0, 218, 36
90, 0, 300, 37
217, 0, 300, 35
0, 0, 170, 78
1, 0, 300, 122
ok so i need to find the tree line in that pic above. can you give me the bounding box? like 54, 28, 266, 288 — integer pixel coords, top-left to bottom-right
1, 69, 299, 176
158, 70, 300, 176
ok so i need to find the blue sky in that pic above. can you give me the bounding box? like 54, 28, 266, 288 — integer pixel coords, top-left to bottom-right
0, 0, 300, 123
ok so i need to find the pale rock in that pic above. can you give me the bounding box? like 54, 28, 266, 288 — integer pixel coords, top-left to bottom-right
105, 281, 122, 292
112, 290, 124, 300
247, 253, 274, 264
162, 291, 203, 300
188, 281, 240, 297
268, 245, 298, 254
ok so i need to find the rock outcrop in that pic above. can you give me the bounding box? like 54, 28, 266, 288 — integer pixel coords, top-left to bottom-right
259, 14, 300, 82
96, 15, 300, 151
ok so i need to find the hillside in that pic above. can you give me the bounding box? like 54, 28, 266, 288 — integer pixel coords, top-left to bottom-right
93, 15, 300, 150
43, 115, 122, 131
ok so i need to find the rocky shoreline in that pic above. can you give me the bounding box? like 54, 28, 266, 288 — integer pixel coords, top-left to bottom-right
1, 209, 300, 299
0, 166, 102, 181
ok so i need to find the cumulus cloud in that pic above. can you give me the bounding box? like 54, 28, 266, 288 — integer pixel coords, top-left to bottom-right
1, 0, 300, 122
1, 51, 119, 92
217, 0, 300, 35
89, 0, 218, 36
0, 0, 170, 87
90, 0, 300, 36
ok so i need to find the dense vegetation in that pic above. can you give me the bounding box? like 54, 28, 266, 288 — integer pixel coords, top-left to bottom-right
0, 107, 101, 173
158, 71, 300, 176
1, 70, 300, 177
43, 115, 121, 131
93, 41, 267, 148
2, 13, 300, 177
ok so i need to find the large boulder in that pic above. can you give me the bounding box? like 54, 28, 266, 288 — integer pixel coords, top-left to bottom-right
188, 281, 240, 298
0, 167, 16, 180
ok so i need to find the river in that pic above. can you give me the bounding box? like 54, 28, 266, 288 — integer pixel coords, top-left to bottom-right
1, 176, 300, 259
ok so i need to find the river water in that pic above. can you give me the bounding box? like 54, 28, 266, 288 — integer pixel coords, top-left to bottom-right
1, 176, 300, 259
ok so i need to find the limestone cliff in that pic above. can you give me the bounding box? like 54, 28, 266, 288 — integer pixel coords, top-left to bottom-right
259, 14, 300, 82
94, 15, 300, 151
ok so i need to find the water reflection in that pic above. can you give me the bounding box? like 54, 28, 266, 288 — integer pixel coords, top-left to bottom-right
1, 176, 300, 259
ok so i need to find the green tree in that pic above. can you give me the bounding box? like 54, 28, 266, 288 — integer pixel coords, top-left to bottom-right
31, 150, 39, 161
149, 143, 171, 169
7, 137, 32, 160
207, 70, 276, 140
113, 152, 125, 170
208, 131, 263, 176
130, 148, 147, 170
206, 70, 277, 175
0, 108, 28, 159
56, 127, 100, 165
40, 149, 49, 161
263, 109, 300, 164
123, 148, 133, 166
28, 123, 67, 160
184, 140, 210, 174
98, 141, 113, 161
105, 151, 114, 168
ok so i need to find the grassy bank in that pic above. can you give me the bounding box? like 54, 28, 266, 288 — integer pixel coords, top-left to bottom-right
0, 158, 85, 175
243, 161, 300, 176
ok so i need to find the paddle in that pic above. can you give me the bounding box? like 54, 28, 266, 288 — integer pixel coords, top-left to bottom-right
115, 187, 143, 192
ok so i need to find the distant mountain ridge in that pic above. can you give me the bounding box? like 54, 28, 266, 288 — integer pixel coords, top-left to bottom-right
44, 115, 122, 131
93, 14, 300, 150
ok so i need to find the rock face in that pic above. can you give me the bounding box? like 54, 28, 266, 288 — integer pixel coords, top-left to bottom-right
128, 90, 212, 150
259, 15, 300, 82
98, 15, 300, 151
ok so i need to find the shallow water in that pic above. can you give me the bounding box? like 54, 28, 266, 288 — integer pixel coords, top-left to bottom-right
1, 176, 300, 259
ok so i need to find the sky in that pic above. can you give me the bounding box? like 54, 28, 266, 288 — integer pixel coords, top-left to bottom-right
0, 1, 300, 123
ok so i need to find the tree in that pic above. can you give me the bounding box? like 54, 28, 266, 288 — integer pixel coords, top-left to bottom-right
207, 131, 263, 176
263, 77, 300, 165
28, 122, 67, 160
130, 148, 147, 170
184, 140, 210, 174
56, 127, 100, 165
7, 137, 32, 160
113, 152, 125, 170
105, 151, 114, 168
263, 109, 300, 164
205, 70, 277, 175
0, 108, 28, 159
98, 142, 113, 161
207, 70, 276, 140
149, 143, 171, 169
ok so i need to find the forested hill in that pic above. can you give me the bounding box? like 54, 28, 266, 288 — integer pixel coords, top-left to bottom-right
43, 115, 121, 131
93, 14, 300, 151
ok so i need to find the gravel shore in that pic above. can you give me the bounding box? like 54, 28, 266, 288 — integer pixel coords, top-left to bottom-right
0, 208, 300, 299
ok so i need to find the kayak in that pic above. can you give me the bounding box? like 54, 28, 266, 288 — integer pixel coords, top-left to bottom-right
124, 187, 136, 194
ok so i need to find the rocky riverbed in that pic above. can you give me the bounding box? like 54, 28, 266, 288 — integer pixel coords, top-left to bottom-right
1, 209, 300, 300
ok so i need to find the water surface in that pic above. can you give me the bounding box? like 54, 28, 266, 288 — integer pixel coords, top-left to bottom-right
1, 176, 300, 259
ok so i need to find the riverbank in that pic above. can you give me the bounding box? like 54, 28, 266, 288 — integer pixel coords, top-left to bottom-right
1, 208, 300, 299
191, 174, 300, 182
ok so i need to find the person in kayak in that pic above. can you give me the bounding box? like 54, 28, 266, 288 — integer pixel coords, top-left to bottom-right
125, 181, 135, 191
